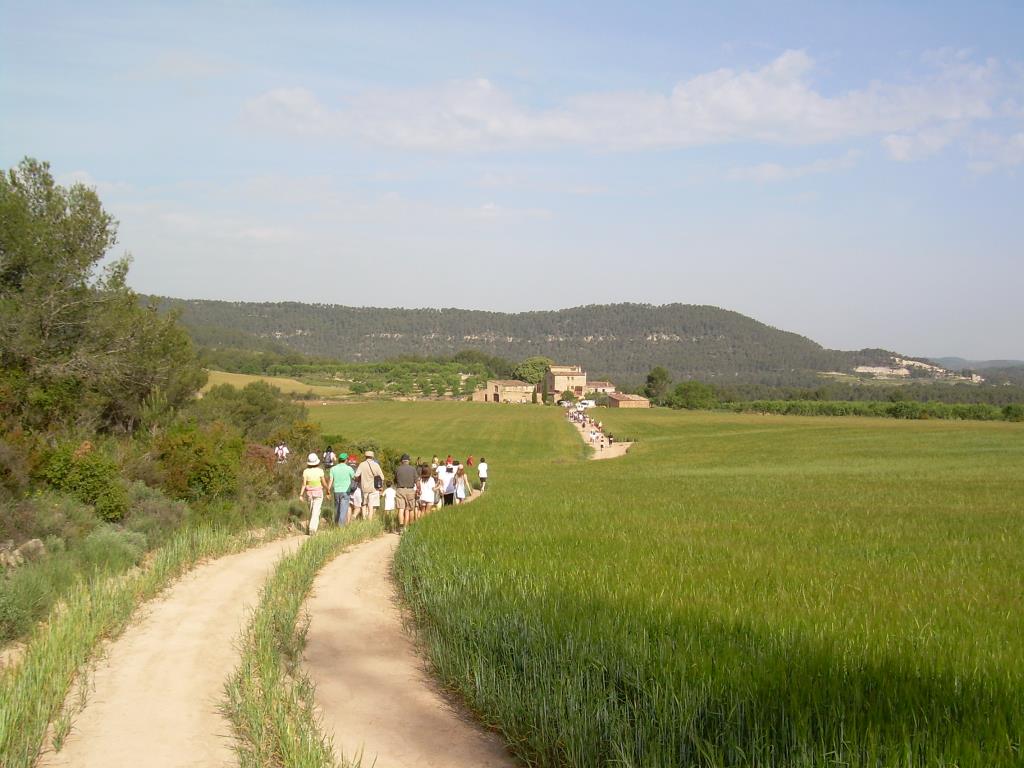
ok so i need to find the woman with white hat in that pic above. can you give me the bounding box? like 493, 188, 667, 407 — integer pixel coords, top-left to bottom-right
299, 453, 330, 534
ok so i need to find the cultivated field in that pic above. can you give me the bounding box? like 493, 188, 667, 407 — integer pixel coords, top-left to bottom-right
313, 402, 1024, 767
202, 369, 350, 398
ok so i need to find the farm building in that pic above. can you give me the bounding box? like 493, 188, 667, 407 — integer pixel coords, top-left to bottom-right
546, 365, 587, 398
473, 379, 536, 404
606, 393, 650, 408
588, 380, 616, 395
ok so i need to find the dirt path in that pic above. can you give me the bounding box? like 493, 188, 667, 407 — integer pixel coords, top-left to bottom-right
571, 417, 632, 459
38, 535, 300, 768
303, 534, 516, 768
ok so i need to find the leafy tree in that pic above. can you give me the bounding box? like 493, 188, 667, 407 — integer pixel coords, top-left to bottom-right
670, 381, 717, 410
561, 389, 576, 403
643, 367, 672, 403
512, 356, 554, 386
0, 158, 204, 432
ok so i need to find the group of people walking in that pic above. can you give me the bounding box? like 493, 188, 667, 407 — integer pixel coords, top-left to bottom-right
567, 409, 616, 451
299, 448, 488, 535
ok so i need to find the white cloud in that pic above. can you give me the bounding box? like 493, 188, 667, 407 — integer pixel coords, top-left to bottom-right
467, 202, 552, 220
59, 170, 134, 197
243, 50, 1009, 152
968, 130, 1024, 172
882, 122, 966, 161
728, 150, 861, 182
244, 87, 331, 135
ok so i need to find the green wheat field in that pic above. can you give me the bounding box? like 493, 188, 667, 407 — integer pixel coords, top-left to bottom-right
315, 401, 1024, 767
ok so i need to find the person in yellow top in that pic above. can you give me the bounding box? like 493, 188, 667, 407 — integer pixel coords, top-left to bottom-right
299, 453, 330, 534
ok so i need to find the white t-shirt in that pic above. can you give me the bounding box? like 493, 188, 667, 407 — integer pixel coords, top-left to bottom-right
383, 487, 397, 511
438, 466, 456, 493
478, 462, 488, 478
418, 477, 436, 505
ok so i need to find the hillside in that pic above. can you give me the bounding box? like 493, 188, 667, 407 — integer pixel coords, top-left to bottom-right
148, 297, 900, 385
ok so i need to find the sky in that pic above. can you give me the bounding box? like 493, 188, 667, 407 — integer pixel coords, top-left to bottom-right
2, 1, 1023, 359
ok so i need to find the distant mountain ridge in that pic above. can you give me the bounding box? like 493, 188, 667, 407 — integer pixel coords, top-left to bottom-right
148, 297, 905, 385
929, 357, 1024, 370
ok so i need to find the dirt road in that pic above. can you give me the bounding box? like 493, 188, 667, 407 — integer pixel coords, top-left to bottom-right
303, 534, 516, 768
38, 535, 300, 768
571, 417, 632, 459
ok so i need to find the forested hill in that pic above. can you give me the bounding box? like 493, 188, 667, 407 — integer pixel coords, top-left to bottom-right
147, 297, 898, 385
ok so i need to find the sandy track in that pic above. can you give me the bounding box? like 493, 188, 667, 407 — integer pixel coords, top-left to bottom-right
571, 417, 632, 459
303, 534, 516, 768
39, 535, 300, 768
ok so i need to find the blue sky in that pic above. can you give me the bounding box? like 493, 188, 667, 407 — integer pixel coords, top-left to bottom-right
2, 1, 1023, 358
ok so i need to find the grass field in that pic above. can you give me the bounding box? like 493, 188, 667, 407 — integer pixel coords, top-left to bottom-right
203, 370, 350, 398
311, 402, 1024, 767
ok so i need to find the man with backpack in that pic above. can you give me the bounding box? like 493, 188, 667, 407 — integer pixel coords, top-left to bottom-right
355, 450, 385, 520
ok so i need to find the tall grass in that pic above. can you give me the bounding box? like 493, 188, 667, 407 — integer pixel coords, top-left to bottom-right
316, 402, 1024, 767
0, 523, 286, 768
223, 521, 381, 768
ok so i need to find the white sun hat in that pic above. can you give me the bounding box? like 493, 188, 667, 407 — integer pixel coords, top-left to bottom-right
307, 453, 320, 466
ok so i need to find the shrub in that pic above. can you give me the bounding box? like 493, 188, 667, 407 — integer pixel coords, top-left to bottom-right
1, 491, 98, 544
123, 481, 188, 546
0, 434, 31, 498
1003, 403, 1024, 422
41, 442, 128, 521
156, 422, 243, 503
77, 525, 147, 574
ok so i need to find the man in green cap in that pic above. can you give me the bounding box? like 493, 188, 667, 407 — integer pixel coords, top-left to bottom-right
329, 452, 356, 525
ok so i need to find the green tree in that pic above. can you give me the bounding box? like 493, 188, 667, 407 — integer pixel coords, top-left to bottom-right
643, 366, 672, 403
670, 381, 717, 410
0, 158, 204, 432
512, 356, 554, 386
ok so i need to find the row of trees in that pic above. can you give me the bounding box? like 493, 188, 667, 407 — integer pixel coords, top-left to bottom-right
639, 366, 1024, 421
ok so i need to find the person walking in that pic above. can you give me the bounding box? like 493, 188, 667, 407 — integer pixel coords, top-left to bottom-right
438, 461, 456, 506
328, 451, 355, 525
454, 465, 469, 504
477, 457, 488, 492
394, 454, 418, 530
416, 465, 436, 518
299, 453, 330, 535
355, 450, 385, 520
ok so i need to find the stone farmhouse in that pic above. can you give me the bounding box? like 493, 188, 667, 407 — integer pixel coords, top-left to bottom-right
472, 379, 536, 404
546, 365, 588, 398
606, 393, 650, 408
587, 380, 616, 395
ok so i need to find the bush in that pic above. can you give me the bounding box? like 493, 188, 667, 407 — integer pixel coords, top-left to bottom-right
41, 442, 129, 521
0, 434, 31, 498
123, 481, 188, 547
1003, 403, 1024, 422
156, 422, 243, 504
77, 525, 147, 574
0, 491, 98, 545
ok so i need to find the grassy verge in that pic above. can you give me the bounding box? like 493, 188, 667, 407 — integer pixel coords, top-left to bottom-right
0, 522, 286, 768
224, 521, 382, 768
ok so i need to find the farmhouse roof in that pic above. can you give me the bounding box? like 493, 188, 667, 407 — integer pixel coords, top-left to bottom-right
491, 379, 534, 387
607, 393, 649, 402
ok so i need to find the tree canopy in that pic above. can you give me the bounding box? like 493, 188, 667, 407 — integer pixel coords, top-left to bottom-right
512, 356, 554, 386
0, 158, 205, 433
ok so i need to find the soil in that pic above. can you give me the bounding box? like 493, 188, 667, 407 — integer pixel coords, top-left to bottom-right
302, 534, 517, 768
37, 536, 300, 768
